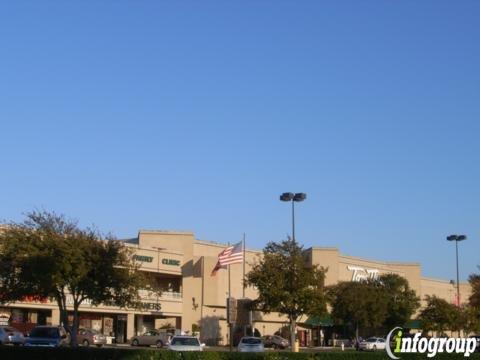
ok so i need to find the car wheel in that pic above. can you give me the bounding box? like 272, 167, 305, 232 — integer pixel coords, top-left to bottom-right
132, 339, 139, 346
83, 339, 90, 347
272, 344, 277, 350
156, 340, 163, 348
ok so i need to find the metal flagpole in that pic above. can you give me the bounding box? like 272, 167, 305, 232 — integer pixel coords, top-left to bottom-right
242, 233, 247, 337
242, 233, 246, 298
228, 262, 232, 352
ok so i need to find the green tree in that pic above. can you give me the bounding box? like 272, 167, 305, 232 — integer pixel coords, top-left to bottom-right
246, 238, 327, 349
469, 273, 480, 310
419, 295, 458, 335
328, 275, 419, 339
327, 280, 388, 341
0, 210, 148, 346
468, 271, 480, 334
379, 274, 420, 329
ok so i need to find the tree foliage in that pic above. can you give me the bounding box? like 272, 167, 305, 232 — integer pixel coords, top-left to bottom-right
0, 210, 148, 345
246, 238, 327, 348
469, 273, 480, 310
327, 274, 419, 338
380, 274, 420, 329
419, 295, 459, 334
328, 279, 387, 338
467, 271, 480, 333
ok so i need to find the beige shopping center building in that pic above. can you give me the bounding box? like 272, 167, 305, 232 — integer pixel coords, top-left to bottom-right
0, 230, 471, 345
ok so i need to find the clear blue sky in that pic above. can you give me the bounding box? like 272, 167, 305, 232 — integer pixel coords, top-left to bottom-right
1, 1, 478, 282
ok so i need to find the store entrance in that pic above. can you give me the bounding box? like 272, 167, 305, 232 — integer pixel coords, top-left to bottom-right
115, 315, 127, 344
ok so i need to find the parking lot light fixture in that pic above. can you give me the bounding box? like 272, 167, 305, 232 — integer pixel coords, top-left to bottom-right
446, 234, 467, 307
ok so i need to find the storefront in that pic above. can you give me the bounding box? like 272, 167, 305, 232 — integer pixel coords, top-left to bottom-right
67, 312, 128, 344
0, 306, 52, 334
0, 229, 472, 345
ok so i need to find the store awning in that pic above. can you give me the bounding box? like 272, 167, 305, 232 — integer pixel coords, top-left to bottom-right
404, 319, 422, 329
303, 314, 334, 327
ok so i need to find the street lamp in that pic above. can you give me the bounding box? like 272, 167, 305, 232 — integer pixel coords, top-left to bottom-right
446, 234, 467, 306
279, 192, 306, 241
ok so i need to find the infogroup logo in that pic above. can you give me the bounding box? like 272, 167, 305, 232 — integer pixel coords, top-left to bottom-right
386, 327, 477, 359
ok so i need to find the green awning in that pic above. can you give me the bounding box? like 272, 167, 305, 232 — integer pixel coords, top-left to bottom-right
404, 319, 422, 329
303, 314, 334, 327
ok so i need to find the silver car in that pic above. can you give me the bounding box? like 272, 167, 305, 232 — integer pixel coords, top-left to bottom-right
238, 337, 265, 352
131, 329, 170, 348
359, 337, 386, 351
77, 328, 107, 347
0, 326, 25, 345
168, 336, 204, 351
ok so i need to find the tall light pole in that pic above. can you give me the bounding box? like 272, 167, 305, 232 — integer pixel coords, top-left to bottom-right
280, 192, 306, 241
279, 192, 306, 352
446, 234, 467, 306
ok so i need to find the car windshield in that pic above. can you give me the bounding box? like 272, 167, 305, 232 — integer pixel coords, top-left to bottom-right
30, 327, 59, 338
241, 338, 262, 344
367, 338, 377, 343
171, 337, 200, 346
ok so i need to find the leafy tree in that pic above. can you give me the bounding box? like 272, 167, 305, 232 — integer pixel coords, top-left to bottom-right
464, 305, 480, 335
327, 274, 419, 340
469, 273, 480, 310
246, 238, 327, 350
468, 271, 480, 334
327, 280, 388, 340
379, 274, 420, 329
0, 210, 148, 346
419, 295, 458, 334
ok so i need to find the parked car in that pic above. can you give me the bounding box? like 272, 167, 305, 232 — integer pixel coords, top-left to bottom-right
130, 329, 170, 348
0, 326, 25, 345
24, 326, 70, 347
168, 335, 204, 351
237, 337, 265, 352
77, 328, 107, 347
358, 337, 386, 351
262, 335, 289, 349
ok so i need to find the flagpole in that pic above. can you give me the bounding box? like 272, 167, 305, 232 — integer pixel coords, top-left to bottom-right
228, 262, 232, 352
242, 233, 246, 299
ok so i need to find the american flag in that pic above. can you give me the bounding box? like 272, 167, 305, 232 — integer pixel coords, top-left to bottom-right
211, 241, 243, 276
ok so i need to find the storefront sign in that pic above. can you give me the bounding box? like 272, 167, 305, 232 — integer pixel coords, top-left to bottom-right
347, 265, 379, 282
141, 302, 161, 312
66, 295, 92, 306
134, 255, 154, 263
162, 258, 180, 266
22, 295, 48, 304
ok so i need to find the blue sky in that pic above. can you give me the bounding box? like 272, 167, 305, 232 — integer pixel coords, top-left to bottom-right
1, 1, 479, 281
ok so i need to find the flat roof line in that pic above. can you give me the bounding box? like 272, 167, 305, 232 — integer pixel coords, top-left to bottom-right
138, 230, 194, 235
421, 276, 469, 285
195, 239, 262, 253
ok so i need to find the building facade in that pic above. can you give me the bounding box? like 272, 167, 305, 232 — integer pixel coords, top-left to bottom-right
0, 230, 471, 345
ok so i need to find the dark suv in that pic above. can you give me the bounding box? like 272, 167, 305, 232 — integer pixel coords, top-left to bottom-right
25, 326, 70, 347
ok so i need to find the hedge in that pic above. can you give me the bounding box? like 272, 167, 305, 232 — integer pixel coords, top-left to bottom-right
0, 346, 479, 360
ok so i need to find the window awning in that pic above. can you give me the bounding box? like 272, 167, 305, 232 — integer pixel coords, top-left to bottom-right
403, 319, 422, 329
303, 314, 334, 327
